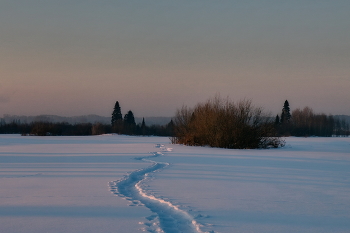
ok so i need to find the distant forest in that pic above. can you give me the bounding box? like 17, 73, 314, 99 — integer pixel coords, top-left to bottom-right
275, 100, 350, 137
0, 99, 349, 141
0, 114, 172, 126
0, 101, 174, 136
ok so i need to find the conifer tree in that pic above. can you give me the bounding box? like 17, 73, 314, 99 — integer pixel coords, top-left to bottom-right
123, 110, 136, 134
111, 101, 122, 125
280, 100, 291, 123
124, 110, 136, 126
141, 117, 146, 135
275, 114, 280, 125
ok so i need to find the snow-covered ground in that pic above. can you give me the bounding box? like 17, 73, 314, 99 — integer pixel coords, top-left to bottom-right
0, 134, 349, 233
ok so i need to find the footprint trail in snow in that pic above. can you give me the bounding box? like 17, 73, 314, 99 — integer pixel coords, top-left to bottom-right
109, 144, 209, 233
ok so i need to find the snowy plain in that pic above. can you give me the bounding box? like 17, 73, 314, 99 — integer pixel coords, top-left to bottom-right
0, 134, 349, 233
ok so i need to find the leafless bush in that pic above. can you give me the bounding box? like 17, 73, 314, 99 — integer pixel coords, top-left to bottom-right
172, 96, 284, 149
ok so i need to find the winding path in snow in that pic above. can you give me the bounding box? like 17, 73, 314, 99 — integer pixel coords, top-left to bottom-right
109, 145, 206, 233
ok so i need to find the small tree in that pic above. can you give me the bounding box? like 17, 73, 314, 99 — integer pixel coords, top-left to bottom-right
141, 117, 146, 135
274, 114, 280, 125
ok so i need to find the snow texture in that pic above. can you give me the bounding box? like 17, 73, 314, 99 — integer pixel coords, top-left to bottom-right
109, 146, 205, 233
1, 134, 350, 233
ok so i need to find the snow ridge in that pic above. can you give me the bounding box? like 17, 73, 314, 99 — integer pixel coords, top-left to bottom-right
109, 144, 207, 233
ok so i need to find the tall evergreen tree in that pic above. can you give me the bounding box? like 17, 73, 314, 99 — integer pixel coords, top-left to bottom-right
111, 101, 123, 125
280, 100, 291, 123
123, 110, 136, 134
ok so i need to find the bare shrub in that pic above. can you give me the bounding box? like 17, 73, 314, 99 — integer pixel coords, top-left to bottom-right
172, 96, 284, 149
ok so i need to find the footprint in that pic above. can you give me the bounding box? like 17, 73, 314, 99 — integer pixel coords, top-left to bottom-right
146, 214, 158, 221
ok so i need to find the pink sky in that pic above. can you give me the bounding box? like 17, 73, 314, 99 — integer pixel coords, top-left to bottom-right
1, 1, 349, 117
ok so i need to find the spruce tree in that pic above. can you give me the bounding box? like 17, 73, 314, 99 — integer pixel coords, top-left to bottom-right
275, 114, 280, 125
281, 100, 291, 123
124, 110, 136, 126
123, 110, 136, 134
111, 101, 122, 125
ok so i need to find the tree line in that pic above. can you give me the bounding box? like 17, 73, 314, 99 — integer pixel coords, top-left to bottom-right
0, 101, 174, 136
0, 120, 95, 136
275, 100, 349, 137
0, 99, 348, 143
110, 101, 174, 136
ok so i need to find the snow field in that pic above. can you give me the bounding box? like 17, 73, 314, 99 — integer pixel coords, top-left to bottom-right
145, 138, 350, 233
0, 135, 168, 233
1, 135, 350, 233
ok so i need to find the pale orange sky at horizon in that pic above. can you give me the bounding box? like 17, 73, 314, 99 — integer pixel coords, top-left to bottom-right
1, 1, 350, 117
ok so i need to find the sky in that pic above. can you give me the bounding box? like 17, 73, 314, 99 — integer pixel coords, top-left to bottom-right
1, 1, 349, 117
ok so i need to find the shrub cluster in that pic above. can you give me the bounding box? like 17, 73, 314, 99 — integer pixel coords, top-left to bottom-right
171, 97, 284, 149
